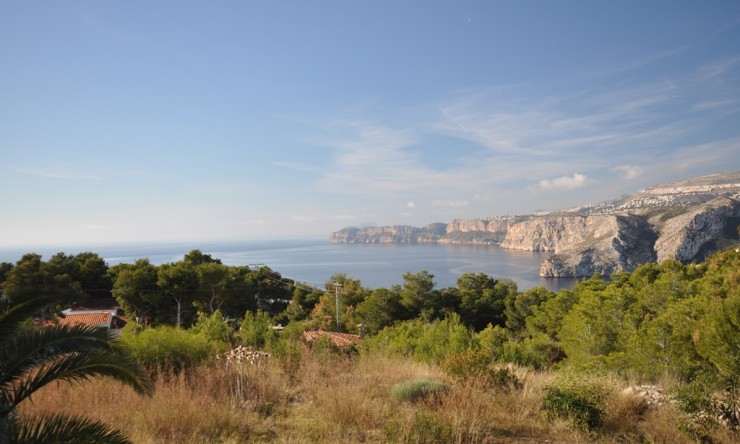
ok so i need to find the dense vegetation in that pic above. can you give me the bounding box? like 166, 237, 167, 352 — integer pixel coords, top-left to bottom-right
1, 246, 738, 442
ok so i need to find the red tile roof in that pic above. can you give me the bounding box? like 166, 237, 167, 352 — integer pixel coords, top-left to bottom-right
41, 310, 127, 330
302, 329, 362, 348
57, 312, 113, 328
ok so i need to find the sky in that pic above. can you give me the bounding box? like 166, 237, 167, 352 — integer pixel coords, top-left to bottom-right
1, 1, 740, 248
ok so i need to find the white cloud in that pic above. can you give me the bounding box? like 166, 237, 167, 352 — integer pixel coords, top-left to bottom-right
611, 165, 644, 180
406, 201, 416, 208
537, 173, 589, 190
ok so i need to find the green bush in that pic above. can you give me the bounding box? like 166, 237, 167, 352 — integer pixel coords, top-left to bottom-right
238, 309, 278, 349
442, 348, 520, 392
362, 313, 472, 363
543, 373, 609, 432
383, 411, 453, 444
500, 333, 565, 370
190, 310, 235, 344
390, 379, 449, 404
121, 325, 218, 373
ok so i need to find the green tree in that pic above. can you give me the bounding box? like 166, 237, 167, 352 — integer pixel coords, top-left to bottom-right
0, 295, 152, 443
526, 289, 577, 339
71, 252, 112, 301
400, 271, 447, 321
503, 285, 550, 334
238, 309, 277, 349
558, 284, 638, 366
193, 262, 229, 314
247, 267, 293, 316
457, 273, 512, 331
157, 262, 199, 328
182, 249, 221, 266
354, 287, 403, 334
625, 296, 707, 380
110, 259, 166, 326
283, 285, 323, 322
696, 293, 740, 382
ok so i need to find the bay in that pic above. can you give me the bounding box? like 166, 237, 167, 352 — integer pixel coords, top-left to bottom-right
0, 239, 576, 292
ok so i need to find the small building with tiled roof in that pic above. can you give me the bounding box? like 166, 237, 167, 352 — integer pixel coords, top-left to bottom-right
301, 329, 363, 348
43, 308, 127, 336
57, 310, 127, 330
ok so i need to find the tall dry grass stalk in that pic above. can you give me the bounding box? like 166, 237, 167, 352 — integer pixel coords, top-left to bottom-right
18, 350, 739, 443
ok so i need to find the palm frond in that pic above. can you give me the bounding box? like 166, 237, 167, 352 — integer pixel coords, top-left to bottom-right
0, 295, 60, 344
7, 349, 152, 409
1, 326, 116, 390
13, 413, 132, 444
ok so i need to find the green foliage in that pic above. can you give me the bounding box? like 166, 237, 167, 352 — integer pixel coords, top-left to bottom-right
190, 310, 234, 345
526, 289, 577, 338
362, 313, 472, 363
400, 270, 447, 321
503, 285, 551, 334
267, 322, 304, 379
390, 379, 449, 403
501, 333, 565, 370
456, 273, 516, 331
559, 284, 640, 366
157, 262, 199, 328
120, 325, 216, 373
283, 286, 322, 322
2, 252, 112, 309
353, 287, 403, 334
110, 259, 166, 326
695, 293, 740, 381
625, 296, 707, 381
543, 372, 610, 432
442, 348, 521, 391
384, 411, 453, 444
238, 309, 277, 349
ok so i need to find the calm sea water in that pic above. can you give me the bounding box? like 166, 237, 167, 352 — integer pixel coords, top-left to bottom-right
0, 240, 577, 292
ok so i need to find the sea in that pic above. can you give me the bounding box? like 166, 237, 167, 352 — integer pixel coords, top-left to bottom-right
0, 239, 578, 292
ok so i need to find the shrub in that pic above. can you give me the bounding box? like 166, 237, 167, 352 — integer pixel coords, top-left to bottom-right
390, 379, 449, 404
238, 309, 277, 349
362, 314, 472, 363
190, 310, 234, 344
543, 373, 610, 432
442, 348, 521, 392
121, 325, 217, 373
501, 333, 565, 370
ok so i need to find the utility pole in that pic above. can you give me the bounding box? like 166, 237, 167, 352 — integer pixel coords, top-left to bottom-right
332, 282, 342, 331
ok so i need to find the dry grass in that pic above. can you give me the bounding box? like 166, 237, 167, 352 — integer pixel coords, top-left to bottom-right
18, 350, 739, 443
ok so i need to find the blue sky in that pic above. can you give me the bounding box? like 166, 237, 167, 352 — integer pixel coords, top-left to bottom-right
1, 1, 739, 247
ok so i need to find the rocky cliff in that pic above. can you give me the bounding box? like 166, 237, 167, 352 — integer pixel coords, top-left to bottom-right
329, 172, 740, 277
328, 223, 447, 244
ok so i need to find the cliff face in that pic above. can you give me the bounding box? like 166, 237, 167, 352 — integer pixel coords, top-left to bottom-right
538, 215, 657, 277
653, 197, 740, 262
328, 223, 447, 244
500, 215, 619, 252
441, 217, 525, 244
328, 172, 740, 278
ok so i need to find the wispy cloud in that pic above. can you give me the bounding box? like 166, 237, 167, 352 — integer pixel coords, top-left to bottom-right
11, 166, 102, 180
698, 54, 740, 80
536, 173, 590, 191
275, 45, 740, 223
611, 165, 644, 180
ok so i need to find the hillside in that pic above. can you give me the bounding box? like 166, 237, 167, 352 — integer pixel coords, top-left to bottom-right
329, 172, 740, 277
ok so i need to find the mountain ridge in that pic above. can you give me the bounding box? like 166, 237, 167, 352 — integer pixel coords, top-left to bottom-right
329, 172, 740, 277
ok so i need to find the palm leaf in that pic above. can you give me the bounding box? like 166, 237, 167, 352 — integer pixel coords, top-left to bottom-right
0, 295, 60, 344
12, 413, 132, 444
1, 325, 116, 384
1, 325, 124, 409
6, 349, 152, 410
